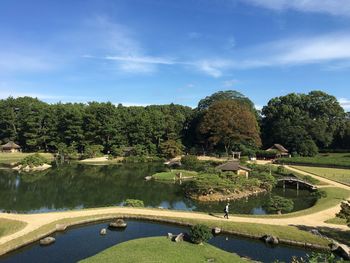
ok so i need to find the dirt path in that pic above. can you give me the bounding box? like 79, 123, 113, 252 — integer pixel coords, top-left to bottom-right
1, 165, 349, 247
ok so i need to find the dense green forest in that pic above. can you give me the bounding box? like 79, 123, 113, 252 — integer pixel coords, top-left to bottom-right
0, 90, 349, 158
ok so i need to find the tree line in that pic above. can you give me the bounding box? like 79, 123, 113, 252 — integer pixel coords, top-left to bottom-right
0, 90, 349, 157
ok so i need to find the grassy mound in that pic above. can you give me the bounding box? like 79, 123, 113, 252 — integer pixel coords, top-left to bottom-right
152, 169, 198, 181
79, 236, 248, 263
0, 218, 27, 238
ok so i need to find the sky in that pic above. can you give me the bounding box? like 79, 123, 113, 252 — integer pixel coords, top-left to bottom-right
0, 0, 350, 110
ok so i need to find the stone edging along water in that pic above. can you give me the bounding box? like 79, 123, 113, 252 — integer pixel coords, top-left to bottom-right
0, 214, 330, 257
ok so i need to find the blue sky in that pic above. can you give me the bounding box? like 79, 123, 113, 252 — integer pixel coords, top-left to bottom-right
1, 0, 350, 110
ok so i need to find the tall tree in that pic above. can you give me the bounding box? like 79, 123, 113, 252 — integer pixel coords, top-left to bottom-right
198, 100, 261, 155
261, 91, 345, 155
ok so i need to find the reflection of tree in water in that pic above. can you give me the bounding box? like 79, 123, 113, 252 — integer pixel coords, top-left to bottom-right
0, 164, 317, 214
0, 163, 184, 212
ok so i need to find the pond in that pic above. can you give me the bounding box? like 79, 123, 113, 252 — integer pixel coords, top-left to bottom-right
0, 163, 317, 214
0, 219, 312, 263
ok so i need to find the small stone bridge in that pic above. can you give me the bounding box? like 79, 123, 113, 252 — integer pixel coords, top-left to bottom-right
277, 177, 317, 190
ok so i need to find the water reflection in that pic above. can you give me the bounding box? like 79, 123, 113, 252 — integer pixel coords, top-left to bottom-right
0, 163, 316, 214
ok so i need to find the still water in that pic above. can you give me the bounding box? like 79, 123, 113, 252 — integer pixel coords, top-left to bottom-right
0, 220, 312, 263
0, 163, 316, 214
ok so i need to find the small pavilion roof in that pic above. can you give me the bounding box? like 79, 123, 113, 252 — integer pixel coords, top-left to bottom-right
216, 161, 251, 172
1, 141, 21, 149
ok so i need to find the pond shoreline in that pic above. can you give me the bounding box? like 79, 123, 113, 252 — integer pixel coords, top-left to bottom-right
0, 213, 330, 258
189, 188, 267, 202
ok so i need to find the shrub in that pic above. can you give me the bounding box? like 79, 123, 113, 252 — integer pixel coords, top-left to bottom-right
181, 155, 200, 169
124, 199, 145, 207
19, 153, 49, 168
297, 139, 319, 157
336, 200, 350, 227
189, 224, 213, 244
110, 145, 124, 157
159, 140, 183, 159
265, 196, 294, 214
83, 144, 104, 159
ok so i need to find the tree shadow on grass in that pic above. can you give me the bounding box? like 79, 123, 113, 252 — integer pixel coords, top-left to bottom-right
293, 225, 350, 246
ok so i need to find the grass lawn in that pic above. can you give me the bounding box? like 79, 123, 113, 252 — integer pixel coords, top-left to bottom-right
152, 169, 198, 181
277, 153, 350, 169
0, 152, 54, 165
291, 166, 350, 186
0, 219, 27, 238
79, 237, 249, 263
324, 217, 348, 225
233, 187, 350, 219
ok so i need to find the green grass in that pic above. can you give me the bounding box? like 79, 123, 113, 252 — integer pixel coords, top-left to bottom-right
0, 152, 53, 165
0, 218, 27, 238
79, 236, 249, 263
277, 153, 350, 169
231, 187, 350, 219
324, 217, 348, 225
152, 169, 198, 181
291, 166, 350, 186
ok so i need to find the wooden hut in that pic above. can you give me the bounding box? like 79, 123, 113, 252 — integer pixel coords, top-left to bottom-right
216, 161, 251, 178
267, 144, 289, 157
0, 141, 21, 153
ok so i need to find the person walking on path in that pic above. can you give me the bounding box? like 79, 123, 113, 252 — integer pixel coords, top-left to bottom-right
224, 203, 230, 219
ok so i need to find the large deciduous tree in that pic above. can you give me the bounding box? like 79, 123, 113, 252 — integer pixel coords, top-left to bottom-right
261, 91, 345, 156
198, 100, 261, 155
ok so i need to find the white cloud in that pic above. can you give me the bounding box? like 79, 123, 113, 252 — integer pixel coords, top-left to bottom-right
115, 102, 151, 107
339, 98, 350, 111
222, 79, 238, 87
243, 0, 350, 16
0, 91, 62, 100
193, 59, 233, 78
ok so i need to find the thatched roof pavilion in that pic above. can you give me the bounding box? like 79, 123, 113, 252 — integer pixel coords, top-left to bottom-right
1, 141, 21, 152
217, 161, 251, 172
267, 144, 289, 155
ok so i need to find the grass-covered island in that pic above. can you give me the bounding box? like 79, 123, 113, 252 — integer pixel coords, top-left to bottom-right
79, 237, 248, 263
152, 169, 198, 181
12, 153, 52, 171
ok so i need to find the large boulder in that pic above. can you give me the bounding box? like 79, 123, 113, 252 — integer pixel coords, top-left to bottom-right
55, 224, 67, 232
40, 236, 56, 246
330, 242, 350, 260
261, 235, 279, 245
109, 219, 127, 229
213, 227, 221, 235
174, 233, 184, 243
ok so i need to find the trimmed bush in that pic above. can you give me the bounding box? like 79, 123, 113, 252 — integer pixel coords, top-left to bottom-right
19, 153, 49, 167
265, 196, 294, 214
123, 199, 145, 207
189, 224, 213, 244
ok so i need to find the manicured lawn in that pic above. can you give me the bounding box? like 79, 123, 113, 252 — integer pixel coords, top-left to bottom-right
152, 169, 198, 181
233, 187, 350, 219
0, 152, 53, 165
324, 217, 347, 225
291, 166, 350, 186
0, 219, 27, 238
79, 237, 249, 263
277, 153, 350, 169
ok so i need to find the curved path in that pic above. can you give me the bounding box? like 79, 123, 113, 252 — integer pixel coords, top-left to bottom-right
1, 165, 349, 249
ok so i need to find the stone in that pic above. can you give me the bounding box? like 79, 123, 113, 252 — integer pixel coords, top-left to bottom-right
330, 242, 350, 260
167, 233, 174, 239
40, 236, 56, 246
309, 229, 322, 237
100, 228, 107, 235
213, 227, 221, 235
174, 233, 184, 242
261, 235, 279, 245
55, 224, 67, 231
144, 176, 152, 181
109, 219, 127, 228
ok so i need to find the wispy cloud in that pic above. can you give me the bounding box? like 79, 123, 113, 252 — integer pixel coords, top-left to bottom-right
242, 0, 350, 16
222, 79, 239, 87
339, 98, 350, 111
